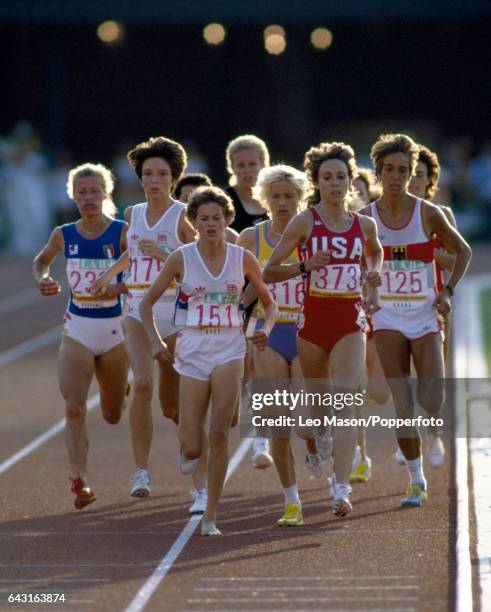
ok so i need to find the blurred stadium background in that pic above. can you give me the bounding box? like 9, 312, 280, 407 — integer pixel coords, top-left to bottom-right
1, 0, 490, 254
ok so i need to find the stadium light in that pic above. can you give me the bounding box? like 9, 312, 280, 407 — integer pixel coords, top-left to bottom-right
311, 27, 333, 50
265, 33, 286, 55
203, 23, 226, 45
97, 21, 124, 44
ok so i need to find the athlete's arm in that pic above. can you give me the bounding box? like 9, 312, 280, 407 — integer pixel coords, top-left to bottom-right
225, 226, 239, 244
236, 227, 259, 307
33, 227, 64, 296
139, 250, 183, 363
424, 203, 472, 313
263, 212, 325, 282
435, 205, 457, 271
243, 250, 277, 350
178, 209, 197, 244
89, 251, 130, 296
359, 215, 383, 286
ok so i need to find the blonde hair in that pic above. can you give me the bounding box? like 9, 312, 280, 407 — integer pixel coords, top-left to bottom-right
67, 163, 117, 218
254, 164, 308, 215
225, 134, 270, 185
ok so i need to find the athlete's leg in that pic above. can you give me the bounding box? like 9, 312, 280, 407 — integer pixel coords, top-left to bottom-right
123, 316, 154, 471
202, 358, 243, 534
178, 375, 210, 460
410, 333, 445, 416
94, 342, 129, 424
374, 330, 419, 460
157, 332, 179, 425
58, 336, 94, 481
329, 331, 366, 486
366, 337, 391, 405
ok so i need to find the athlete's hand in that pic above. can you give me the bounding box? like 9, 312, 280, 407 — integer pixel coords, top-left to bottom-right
88, 274, 109, 297
433, 290, 452, 316
152, 338, 172, 365
366, 270, 382, 288
37, 277, 61, 297
139, 240, 166, 261
364, 294, 381, 316
250, 329, 269, 351
305, 250, 331, 272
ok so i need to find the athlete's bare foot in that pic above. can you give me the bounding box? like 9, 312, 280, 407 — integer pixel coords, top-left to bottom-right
201, 520, 222, 536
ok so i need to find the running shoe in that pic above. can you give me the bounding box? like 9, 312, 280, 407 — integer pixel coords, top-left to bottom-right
314, 431, 333, 461
393, 448, 405, 465
130, 468, 151, 497
252, 438, 273, 469
306, 452, 324, 478
189, 488, 208, 515
178, 450, 199, 475
400, 481, 428, 507
69, 477, 97, 510
326, 476, 335, 499
277, 503, 304, 527
351, 445, 362, 471
427, 434, 445, 468
333, 483, 352, 517
350, 457, 372, 483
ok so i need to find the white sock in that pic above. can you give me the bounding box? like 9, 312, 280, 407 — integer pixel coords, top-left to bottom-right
283, 484, 301, 505
254, 437, 269, 452
406, 456, 425, 485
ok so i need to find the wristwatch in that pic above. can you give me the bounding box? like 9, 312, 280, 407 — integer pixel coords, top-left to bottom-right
299, 261, 307, 276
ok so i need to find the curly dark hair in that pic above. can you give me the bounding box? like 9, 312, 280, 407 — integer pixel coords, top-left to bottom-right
370, 133, 419, 180
127, 136, 187, 183
417, 144, 441, 200
186, 186, 235, 224
173, 173, 212, 200
304, 142, 357, 206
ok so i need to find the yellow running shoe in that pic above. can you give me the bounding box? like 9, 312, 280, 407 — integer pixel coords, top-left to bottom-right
277, 503, 304, 527
349, 457, 372, 483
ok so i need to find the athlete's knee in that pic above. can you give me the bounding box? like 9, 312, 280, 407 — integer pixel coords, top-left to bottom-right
134, 375, 153, 398
182, 441, 202, 461
102, 409, 122, 425
65, 400, 86, 420
161, 400, 179, 424
417, 379, 444, 415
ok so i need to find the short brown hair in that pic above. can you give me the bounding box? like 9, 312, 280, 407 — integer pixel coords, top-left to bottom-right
127, 136, 187, 183
186, 186, 235, 224
173, 173, 212, 200
370, 133, 419, 179
304, 142, 357, 206
417, 144, 441, 200
355, 167, 381, 202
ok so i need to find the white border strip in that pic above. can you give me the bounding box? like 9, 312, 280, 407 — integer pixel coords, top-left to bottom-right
0, 288, 43, 315
453, 282, 473, 612
125, 436, 253, 612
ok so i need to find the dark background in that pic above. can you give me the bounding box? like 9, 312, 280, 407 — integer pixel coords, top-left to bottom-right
2, 0, 491, 183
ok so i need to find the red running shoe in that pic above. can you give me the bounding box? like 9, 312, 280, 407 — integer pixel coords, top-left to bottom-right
69, 477, 97, 510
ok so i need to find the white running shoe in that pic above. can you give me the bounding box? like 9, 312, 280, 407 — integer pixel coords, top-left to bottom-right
427, 434, 445, 468
314, 431, 333, 461
130, 468, 151, 498
189, 488, 208, 514
306, 453, 324, 478
252, 437, 273, 469
333, 482, 352, 517
326, 476, 335, 499
178, 449, 199, 475
393, 448, 405, 465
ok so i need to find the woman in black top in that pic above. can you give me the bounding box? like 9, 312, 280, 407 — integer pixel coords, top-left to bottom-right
224, 134, 270, 232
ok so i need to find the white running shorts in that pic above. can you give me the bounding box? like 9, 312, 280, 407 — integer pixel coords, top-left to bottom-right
124, 295, 179, 340
62, 312, 124, 356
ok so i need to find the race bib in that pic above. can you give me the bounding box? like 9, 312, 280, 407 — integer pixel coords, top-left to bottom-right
380, 262, 428, 310
186, 293, 242, 328
257, 279, 304, 323
309, 263, 361, 298
126, 255, 176, 301
67, 258, 117, 309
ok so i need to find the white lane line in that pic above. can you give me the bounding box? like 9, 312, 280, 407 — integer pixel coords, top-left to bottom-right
0, 326, 60, 368
0, 288, 43, 315
187, 597, 418, 603
182, 609, 417, 612
194, 586, 419, 591
0, 392, 100, 475
125, 436, 253, 612
0, 579, 109, 583
0, 563, 159, 568
200, 575, 417, 581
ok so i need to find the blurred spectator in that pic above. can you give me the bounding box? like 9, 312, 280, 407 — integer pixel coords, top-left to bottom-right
469, 141, 491, 203
48, 149, 76, 225
111, 138, 142, 212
